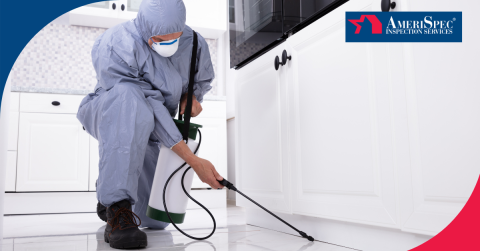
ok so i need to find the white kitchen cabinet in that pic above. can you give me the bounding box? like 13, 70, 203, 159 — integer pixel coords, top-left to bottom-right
234, 43, 292, 214
284, 0, 398, 229
234, 0, 480, 247
16, 112, 90, 192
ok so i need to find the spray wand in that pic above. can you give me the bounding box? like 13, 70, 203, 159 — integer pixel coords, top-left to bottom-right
218, 179, 315, 242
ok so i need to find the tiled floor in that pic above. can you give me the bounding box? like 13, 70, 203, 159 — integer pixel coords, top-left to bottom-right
2, 204, 355, 251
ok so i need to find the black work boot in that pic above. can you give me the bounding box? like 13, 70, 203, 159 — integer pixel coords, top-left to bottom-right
104, 200, 147, 249
97, 202, 107, 222
96, 181, 107, 222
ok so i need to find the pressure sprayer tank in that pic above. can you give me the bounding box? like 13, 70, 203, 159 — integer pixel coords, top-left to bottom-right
146, 119, 202, 223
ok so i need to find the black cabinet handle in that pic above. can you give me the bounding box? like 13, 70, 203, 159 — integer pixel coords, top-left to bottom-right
274, 56, 281, 71
112, 2, 116, 10
282, 50, 291, 65
381, 0, 396, 12
274, 50, 292, 71
121, 4, 125, 11
52, 101, 60, 106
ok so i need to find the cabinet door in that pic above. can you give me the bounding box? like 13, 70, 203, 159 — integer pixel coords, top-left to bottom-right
284, 0, 400, 229
16, 113, 90, 191
395, 0, 480, 235
235, 44, 292, 213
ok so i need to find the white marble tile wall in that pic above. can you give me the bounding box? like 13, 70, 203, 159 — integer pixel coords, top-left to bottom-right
10, 23, 218, 95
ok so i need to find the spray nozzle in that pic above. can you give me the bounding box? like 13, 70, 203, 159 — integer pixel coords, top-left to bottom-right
299, 231, 315, 242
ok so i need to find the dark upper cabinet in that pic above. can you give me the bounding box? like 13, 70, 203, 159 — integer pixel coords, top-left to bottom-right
229, 0, 342, 69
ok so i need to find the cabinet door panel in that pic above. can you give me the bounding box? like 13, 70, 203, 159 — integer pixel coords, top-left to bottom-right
397, 0, 480, 236
17, 113, 89, 191
235, 44, 291, 213
285, 0, 399, 228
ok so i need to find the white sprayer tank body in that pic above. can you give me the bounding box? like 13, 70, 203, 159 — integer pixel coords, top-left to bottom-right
146, 138, 199, 223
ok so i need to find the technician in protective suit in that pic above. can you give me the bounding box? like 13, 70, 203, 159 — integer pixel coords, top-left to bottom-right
76, 0, 224, 248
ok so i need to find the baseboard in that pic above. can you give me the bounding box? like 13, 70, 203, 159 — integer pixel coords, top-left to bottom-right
245, 207, 432, 251
4, 190, 226, 215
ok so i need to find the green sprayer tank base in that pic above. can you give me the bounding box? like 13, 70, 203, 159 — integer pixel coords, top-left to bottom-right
173, 119, 202, 140
146, 206, 186, 224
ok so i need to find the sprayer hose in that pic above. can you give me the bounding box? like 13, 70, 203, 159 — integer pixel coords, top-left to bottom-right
162, 129, 217, 240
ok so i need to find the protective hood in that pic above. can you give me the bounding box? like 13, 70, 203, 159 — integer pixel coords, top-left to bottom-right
134, 0, 186, 43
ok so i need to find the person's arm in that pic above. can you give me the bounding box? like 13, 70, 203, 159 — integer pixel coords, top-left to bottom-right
172, 140, 224, 189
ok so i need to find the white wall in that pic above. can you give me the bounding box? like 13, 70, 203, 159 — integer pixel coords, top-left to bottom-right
0, 76, 12, 242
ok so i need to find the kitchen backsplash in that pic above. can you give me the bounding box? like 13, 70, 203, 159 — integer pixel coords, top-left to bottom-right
10, 23, 218, 95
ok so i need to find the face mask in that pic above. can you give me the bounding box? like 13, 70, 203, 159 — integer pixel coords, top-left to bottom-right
150, 37, 180, 57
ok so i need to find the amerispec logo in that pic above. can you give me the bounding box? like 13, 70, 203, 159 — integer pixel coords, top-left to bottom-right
345, 12, 462, 42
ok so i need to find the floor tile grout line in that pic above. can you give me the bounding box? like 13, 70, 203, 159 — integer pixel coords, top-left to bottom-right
246, 223, 362, 251
3, 226, 238, 240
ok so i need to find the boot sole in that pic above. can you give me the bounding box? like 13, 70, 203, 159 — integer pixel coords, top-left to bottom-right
104, 232, 148, 249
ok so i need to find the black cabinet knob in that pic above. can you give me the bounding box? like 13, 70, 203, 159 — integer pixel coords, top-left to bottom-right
274, 50, 292, 71
282, 50, 291, 65
381, 0, 396, 12
274, 56, 281, 71
52, 101, 60, 106
112, 2, 116, 10
121, 4, 125, 11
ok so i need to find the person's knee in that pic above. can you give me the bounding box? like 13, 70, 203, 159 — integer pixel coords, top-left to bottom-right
110, 83, 154, 125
